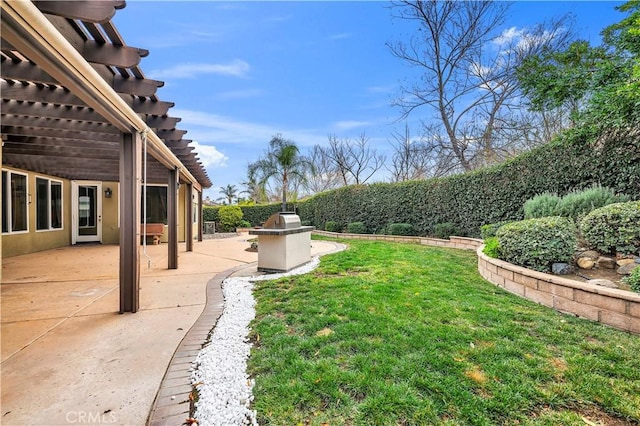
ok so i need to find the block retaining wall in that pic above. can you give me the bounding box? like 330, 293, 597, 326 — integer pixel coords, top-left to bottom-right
313, 230, 639, 334
477, 246, 640, 334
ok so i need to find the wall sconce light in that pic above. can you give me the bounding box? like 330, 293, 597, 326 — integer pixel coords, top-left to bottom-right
104, 187, 112, 198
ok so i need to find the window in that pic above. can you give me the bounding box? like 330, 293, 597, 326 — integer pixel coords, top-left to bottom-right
142, 186, 167, 224
2, 170, 28, 233
36, 177, 63, 231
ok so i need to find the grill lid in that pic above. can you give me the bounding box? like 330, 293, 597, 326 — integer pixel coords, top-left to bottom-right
263, 213, 301, 229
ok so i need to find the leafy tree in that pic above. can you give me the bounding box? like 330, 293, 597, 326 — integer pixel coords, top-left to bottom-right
517, 1, 640, 137
241, 173, 268, 204
217, 184, 238, 205
248, 135, 312, 211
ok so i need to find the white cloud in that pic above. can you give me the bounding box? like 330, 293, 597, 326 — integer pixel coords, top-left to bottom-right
173, 108, 327, 148
366, 84, 395, 94
149, 60, 250, 80
191, 141, 228, 168
333, 120, 372, 131
493, 27, 524, 47
215, 89, 265, 100
329, 32, 352, 41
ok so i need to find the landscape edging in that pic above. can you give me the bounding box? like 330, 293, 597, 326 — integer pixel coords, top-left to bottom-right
477, 245, 640, 335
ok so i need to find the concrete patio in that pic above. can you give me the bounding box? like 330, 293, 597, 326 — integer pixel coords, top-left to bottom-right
1, 234, 339, 425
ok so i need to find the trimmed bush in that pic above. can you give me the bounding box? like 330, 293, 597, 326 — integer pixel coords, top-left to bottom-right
203, 205, 219, 222
523, 192, 561, 219
623, 267, 640, 293
387, 223, 414, 236
325, 221, 339, 232
555, 185, 629, 220
347, 222, 367, 234
482, 237, 501, 258
579, 201, 640, 255
434, 222, 460, 239
238, 220, 251, 228
218, 205, 244, 232
480, 221, 513, 239
496, 217, 577, 273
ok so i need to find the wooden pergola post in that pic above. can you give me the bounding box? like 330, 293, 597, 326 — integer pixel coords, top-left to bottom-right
186, 183, 193, 252
198, 190, 203, 242
119, 132, 141, 313
168, 167, 179, 269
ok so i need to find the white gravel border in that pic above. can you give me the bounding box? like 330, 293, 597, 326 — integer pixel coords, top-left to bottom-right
191, 257, 321, 426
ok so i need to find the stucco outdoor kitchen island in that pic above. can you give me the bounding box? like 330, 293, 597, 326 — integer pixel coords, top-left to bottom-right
249, 212, 315, 272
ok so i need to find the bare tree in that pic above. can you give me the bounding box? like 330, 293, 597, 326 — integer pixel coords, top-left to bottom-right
388, 123, 440, 181
388, 1, 575, 172
324, 133, 386, 185
306, 145, 342, 194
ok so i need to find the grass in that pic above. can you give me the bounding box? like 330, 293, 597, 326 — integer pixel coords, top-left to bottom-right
248, 239, 640, 425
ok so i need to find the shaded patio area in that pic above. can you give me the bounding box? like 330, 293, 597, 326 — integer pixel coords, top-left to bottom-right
1, 236, 257, 425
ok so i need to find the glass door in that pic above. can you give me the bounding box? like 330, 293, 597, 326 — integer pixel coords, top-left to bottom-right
72, 181, 102, 243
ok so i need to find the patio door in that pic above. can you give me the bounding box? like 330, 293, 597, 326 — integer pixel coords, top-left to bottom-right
72, 181, 102, 244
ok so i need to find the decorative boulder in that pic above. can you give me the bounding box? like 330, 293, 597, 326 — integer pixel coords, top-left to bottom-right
617, 263, 638, 275
552, 263, 573, 275
577, 257, 595, 270
617, 258, 638, 267
597, 256, 617, 269
578, 250, 600, 260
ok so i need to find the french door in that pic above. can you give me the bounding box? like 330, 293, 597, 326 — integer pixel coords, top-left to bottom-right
72, 181, 102, 244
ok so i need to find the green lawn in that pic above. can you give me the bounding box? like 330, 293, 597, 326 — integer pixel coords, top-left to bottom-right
248, 239, 640, 425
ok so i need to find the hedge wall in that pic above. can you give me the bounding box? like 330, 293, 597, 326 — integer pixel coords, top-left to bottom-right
204, 128, 639, 237
203, 202, 282, 227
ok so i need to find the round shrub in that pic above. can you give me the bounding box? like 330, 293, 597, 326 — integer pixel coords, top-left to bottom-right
496, 216, 577, 273
347, 222, 367, 234
434, 222, 460, 239
623, 267, 640, 293
579, 201, 640, 255
523, 192, 561, 219
238, 220, 251, 228
555, 185, 629, 221
324, 221, 339, 232
480, 221, 513, 239
482, 237, 501, 259
387, 223, 414, 236
218, 205, 244, 232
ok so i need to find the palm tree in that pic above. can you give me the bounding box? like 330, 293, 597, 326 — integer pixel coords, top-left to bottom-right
218, 184, 238, 205
248, 135, 312, 212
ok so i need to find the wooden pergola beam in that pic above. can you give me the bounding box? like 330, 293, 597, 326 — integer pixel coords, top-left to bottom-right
34, 1, 125, 23
1, 60, 163, 97
2, 125, 121, 143
2, 100, 108, 122
1, 114, 120, 134
1, 82, 174, 116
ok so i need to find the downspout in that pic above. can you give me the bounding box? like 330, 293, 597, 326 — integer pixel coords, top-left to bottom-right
141, 129, 152, 269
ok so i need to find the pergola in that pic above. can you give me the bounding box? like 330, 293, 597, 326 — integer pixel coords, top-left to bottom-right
1, 1, 213, 312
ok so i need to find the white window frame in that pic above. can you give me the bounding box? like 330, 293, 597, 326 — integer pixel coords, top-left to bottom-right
2, 169, 30, 235
35, 175, 64, 232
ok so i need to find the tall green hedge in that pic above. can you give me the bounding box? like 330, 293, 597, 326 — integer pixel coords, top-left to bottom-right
300, 129, 637, 237
204, 128, 639, 236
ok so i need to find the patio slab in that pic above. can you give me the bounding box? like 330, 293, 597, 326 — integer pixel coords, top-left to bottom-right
0, 234, 343, 425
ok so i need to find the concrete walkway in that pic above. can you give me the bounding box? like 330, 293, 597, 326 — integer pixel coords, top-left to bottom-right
1, 235, 341, 425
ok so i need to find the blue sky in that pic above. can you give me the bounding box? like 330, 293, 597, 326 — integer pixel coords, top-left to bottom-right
113, 1, 624, 201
